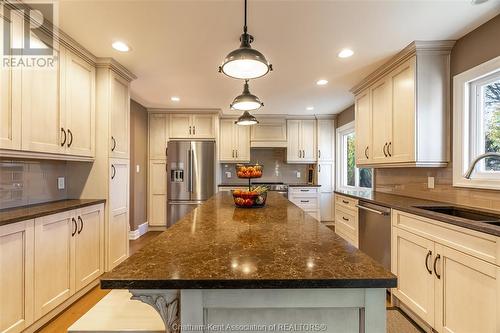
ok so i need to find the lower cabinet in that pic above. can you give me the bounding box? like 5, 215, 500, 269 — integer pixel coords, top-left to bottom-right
0, 220, 34, 333
148, 160, 167, 227
334, 194, 359, 247
288, 187, 321, 221
392, 210, 500, 333
0, 204, 104, 333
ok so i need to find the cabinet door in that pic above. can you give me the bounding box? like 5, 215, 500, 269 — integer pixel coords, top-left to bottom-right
300, 120, 317, 162
317, 163, 333, 192
389, 58, 416, 163
286, 120, 301, 162
370, 78, 392, 163
108, 159, 129, 270
149, 114, 168, 159
21, 34, 63, 154
64, 49, 96, 157
0, 14, 21, 151
392, 228, 435, 326
234, 124, 250, 162
191, 115, 215, 139
169, 114, 191, 139
149, 160, 167, 227
0, 220, 34, 333
110, 74, 130, 158
355, 89, 371, 165
219, 119, 235, 161
317, 119, 334, 162
74, 205, 104, 291
250, 119, 287, 142
34, 211, 74, 319
434, 244, 499, 333
320, 193, 333, 222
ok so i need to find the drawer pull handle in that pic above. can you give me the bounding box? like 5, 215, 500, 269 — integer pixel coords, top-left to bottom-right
342, 200, 349, 204
111, 136, 116, 151
342, 216, 349, 221
425, 250, 433, 275
433, 254, 441, 279
71, 217, 77, 237
300, 189, 309, 192
77, 216, 84, 234
61, 128, 67, 146
300, 200, 309, 203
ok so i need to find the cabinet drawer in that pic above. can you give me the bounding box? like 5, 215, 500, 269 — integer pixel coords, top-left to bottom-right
291, 197, 319, 208
304, 210, 320, 221
290, 187, 319, 194
335, 194, 358, 212
393, 210, 500, 266
335, 208, 358, 242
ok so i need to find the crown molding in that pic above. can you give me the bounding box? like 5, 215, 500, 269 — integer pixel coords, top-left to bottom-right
147, 108, 222, 115
350, 40, 455, 95
96, 58, 137, 82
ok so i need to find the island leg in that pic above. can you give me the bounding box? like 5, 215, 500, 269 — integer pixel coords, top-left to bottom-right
130, 289, 180, 333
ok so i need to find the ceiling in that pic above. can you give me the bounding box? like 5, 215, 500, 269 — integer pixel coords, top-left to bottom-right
57, 0, 500, 115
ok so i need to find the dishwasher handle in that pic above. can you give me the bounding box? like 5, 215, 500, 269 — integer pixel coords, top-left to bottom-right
356, 204, 390, 216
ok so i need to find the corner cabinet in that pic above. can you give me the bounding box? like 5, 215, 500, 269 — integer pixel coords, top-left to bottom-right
287, 119, 317, 163
351, 41, 454, 168
392, 210, 500, 333
169, 114, 216, 139
219, 119, 250, 162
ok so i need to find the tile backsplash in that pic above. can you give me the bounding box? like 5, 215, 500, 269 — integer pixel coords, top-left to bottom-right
221, 148, 310, 184
0, 160, 68, 209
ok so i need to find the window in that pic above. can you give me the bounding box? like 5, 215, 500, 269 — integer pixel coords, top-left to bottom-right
453, 55, 500, 189
336, 122, 372, 190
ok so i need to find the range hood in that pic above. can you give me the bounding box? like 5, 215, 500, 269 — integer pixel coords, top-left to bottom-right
250, 118, 287, 148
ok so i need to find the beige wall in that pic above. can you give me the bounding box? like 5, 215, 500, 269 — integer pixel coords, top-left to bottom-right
130, 100, 148, 231
375, 14, 500, 212
335, 104, 355, 128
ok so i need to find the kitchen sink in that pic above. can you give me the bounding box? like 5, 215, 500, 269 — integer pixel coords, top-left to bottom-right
414, 206, 500, 223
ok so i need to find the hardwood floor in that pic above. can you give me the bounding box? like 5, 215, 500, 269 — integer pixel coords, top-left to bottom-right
36, 231, 162, 333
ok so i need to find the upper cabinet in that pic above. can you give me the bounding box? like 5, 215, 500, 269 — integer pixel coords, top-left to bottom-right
351, 41, 454, 168
169, 114, 216, 139
287, 119, 317, 163
109, 73, 130, 159
219, 119, 250, 162
317, 119, 334, 162
149, 114, 168, 159
250, 118, 287, 147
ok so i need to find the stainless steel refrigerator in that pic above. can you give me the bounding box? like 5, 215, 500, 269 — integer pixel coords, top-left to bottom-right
167, 141, 215, 227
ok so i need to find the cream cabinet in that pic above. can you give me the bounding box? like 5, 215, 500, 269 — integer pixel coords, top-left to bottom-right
169, 114, 216, 139
219, 119, 250, 162
317, 119, 334, 162
288, 187, 321, 221
148, 160, 167, 227
108, 159, 130, 270
334, 194, 359, 247
149, 114, 168, 159
109, 73, 130, 159
286, 119, 317, 163
0, 220, 34, 333
392, 210, 500, 333
317, 163, 334, 222
351, 41, 454, 167
250, 118, 287, 147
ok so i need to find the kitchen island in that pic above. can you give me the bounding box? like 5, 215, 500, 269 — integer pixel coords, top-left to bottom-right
101, 192, 396, 333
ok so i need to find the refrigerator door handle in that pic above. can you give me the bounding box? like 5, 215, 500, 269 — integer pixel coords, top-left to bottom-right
189, 148, 194, 193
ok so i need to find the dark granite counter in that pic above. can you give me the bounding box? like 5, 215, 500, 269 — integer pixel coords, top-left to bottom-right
335, 189, 500, 237
288, 184, 321, 187
101, 192, 396, 290
0, 199, 106, 227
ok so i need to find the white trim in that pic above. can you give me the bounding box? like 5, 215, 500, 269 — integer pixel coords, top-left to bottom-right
129, 221, 149, 240
453, 55, 500, 190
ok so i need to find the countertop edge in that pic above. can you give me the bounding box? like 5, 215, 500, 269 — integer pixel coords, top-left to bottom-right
0, 199, 106, 227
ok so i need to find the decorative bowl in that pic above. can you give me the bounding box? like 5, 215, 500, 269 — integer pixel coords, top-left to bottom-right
232, 190, 267, 208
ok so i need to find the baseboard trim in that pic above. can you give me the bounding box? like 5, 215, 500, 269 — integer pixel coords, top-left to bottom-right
129, 221, 149, 240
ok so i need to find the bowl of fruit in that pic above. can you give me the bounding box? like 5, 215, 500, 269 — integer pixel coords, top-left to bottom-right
232, 186, 268, 208
235, 164, 263, 179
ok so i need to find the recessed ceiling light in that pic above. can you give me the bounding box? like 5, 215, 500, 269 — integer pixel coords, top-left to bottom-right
306, 106, 314, 111
338, 48, 354, 58
170, 96, 180, 102
112, 41, 130, 52
316, 79, 328, 86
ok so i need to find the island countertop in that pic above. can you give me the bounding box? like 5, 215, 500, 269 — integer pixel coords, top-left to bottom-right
101, 192, 396, 290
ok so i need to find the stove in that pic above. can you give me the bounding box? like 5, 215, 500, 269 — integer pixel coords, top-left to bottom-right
252, 182, 288, 198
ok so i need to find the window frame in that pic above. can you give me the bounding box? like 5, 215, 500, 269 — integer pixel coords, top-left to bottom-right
335, 121, 373, 191
453, 55, 500, 190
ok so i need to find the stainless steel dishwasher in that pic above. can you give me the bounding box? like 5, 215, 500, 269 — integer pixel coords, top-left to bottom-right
357, 201, 392, 271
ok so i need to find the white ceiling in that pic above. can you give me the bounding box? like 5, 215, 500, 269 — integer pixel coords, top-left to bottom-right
58, 0, 500, 115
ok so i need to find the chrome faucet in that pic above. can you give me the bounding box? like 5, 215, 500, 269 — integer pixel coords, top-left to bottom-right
464, 152, 500, 179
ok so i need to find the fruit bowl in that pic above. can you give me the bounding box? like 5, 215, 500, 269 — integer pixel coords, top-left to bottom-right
232, 189, 267, 208
235, 164, 263, 179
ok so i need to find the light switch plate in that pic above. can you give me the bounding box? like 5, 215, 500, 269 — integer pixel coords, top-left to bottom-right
136, 165, 140, 173
57, 177, 65, 190
427, 176, 435, 189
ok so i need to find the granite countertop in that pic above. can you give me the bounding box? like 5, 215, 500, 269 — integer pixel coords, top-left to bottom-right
335, 189, 500, 237
101, 192, 396, 290
288, 184, 321, 187
218, 183, 321, 187
0, 199, 106, 227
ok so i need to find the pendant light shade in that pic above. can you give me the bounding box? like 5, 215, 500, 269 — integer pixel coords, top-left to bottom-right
219, 0, 272, 80
235, 111, 259, 126
230, 80, 264, 111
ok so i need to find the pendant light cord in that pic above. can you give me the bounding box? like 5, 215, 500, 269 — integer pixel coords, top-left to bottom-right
244, 0, 248, 33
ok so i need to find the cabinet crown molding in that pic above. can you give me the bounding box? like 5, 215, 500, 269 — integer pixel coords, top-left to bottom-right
350, 40, 455, 95
96, 58, 137, 82
147, 108, 221, 115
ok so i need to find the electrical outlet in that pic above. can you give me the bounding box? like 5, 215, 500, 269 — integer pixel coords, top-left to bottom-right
427, 176, 435, 189
296, 171, 301, 178
225, 171, 232, 178
136, 164, 140, 173
57, 177, 65, 190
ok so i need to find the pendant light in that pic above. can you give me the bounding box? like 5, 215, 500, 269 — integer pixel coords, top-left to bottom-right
230, 80, 264, 111
235, 111, 259, 126
219, 0, 273, 80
